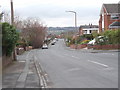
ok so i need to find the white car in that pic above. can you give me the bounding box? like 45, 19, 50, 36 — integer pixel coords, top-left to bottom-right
42, 44, 48, 49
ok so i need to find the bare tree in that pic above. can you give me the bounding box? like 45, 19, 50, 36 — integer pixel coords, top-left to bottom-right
21, 17, 47, 48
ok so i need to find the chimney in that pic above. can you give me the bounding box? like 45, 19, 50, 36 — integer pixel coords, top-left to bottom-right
91, 23, 92, 26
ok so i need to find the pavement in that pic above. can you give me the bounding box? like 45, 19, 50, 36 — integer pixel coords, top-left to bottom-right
2, 51, 40, 88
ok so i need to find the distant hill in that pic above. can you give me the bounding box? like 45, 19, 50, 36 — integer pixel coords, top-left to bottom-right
47, 27, 79, 34
48, 27, 79, 31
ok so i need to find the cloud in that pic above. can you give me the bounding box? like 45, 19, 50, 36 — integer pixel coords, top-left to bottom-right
0, 0, 119, 27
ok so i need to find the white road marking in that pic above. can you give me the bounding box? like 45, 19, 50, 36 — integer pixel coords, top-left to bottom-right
67, 68, 80, 72
28, 71, 34, 74
71, 56, 80, 59
64, 53, 80, 59
88, 60, 109, 68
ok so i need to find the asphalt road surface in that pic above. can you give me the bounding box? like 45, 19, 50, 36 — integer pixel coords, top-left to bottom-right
33, 39, 118, 88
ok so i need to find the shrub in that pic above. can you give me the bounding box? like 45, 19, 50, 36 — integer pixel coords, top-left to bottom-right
81, 34, 94, 40
95, 36, 108, 45
80, 40, 90, 44
103, 29, 120, 44
2, 22, 19, 56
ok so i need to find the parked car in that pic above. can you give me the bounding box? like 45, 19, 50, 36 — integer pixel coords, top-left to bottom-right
42, 44, 48, 49
55, 38, 58, 41
51, 42, 55, 45
51, 39, 56, 45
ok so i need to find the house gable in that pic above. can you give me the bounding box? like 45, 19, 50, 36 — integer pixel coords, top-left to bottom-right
99, 3, 120, 33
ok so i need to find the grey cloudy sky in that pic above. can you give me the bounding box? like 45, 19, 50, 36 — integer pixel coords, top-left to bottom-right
0, 0, 119, 27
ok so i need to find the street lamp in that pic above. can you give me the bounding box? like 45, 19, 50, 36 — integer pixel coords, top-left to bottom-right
66, 11, 77, 31
66, 11, 78, 46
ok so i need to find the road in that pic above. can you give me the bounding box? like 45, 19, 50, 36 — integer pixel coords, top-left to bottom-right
28, 39, 118, 88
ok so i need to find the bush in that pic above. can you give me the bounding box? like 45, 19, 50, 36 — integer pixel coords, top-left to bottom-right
103, 29, 120, 44
95, 36, 108, 45
94, 29, 120, 45
92, 32, 100, 38
2, 22, 19, 56
81, 34, 93, 40
80, 40, 90, 44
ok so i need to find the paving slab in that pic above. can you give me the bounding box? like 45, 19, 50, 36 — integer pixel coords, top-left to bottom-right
3, 61, 26, 88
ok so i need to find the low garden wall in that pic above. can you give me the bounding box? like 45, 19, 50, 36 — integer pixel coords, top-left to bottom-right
70, 44, 120, 50
70, 44, 87, 49
77, 44, 87, 49
70, 44, 77, 49
88, 44, 120, 50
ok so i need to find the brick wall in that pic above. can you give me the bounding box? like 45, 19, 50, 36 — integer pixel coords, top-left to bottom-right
70, 44, 77, 49
104, 14, 117, 30
70, 44, 87, 49
88, 44, 120, 50
99, 15, 102, 33
79, 28, 83, 35
99, 6, 119, 32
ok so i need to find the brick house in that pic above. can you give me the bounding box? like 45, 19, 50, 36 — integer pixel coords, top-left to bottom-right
79, 24, 99, 35
99, 3, 120, 33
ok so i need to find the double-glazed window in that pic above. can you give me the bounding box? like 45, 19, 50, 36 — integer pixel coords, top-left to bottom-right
111, 14, 119, 20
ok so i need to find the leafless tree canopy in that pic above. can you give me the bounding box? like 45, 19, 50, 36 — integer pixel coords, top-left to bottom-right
2, 11, 47, 49
21, 18, 47, 48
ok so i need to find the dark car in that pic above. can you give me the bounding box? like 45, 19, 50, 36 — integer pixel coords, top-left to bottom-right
51, 40, 56, 45
51, 42, 55, 45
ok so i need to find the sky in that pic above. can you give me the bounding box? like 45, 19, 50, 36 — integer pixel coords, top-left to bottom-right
0, 0, 119, 27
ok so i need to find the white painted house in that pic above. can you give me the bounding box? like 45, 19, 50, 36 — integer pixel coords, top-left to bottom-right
79, 24, 99, 35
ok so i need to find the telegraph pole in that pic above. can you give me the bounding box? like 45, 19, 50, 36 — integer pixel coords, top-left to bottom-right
11, 0, 14, 25
11, 0, 16, 61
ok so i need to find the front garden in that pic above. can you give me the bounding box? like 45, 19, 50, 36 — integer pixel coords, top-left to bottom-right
65, 29, 120, 50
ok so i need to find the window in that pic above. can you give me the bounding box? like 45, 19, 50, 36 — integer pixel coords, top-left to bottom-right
111, 14, 119, 20
89, 30, 92, 34
83, 30, 87, 34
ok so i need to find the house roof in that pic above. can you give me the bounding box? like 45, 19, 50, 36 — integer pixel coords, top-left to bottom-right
79, 25, 99, 29
103, 4, 120, 14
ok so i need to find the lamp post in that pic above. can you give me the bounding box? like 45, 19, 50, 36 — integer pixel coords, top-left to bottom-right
66, 11, 78, 47
66, 11, 77, 31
